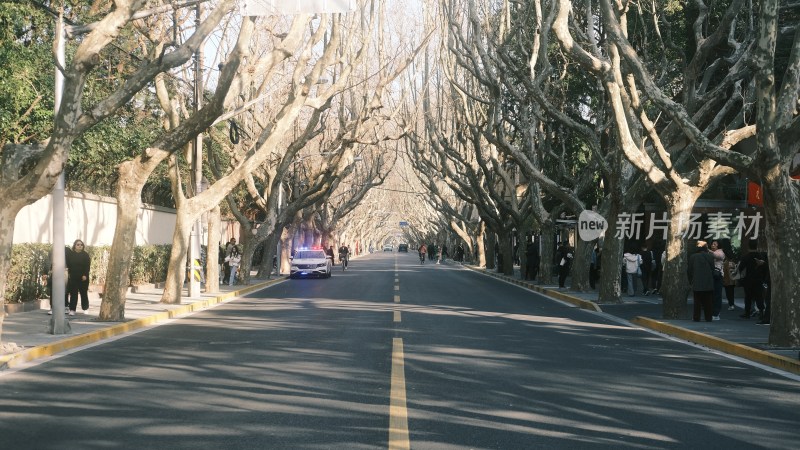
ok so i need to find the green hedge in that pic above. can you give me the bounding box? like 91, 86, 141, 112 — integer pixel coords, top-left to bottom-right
4, 243, 172, 303
5, 244, 50, 304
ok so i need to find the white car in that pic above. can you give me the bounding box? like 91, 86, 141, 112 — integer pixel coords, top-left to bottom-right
383, 244, 393, 252
290, 248, 332, 279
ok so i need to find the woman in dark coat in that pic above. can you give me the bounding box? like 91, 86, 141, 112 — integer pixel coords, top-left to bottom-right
688, 241, 715, 322
66, 239, 91, 315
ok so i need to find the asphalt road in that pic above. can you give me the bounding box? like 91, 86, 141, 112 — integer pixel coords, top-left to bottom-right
0, 252, 798, 449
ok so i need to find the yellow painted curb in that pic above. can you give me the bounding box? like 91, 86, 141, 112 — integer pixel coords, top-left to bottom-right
0, 278, 285, 370
632, 316, 800, 375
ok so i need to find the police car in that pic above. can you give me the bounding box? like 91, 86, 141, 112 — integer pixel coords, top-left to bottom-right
290, 248, 332, 279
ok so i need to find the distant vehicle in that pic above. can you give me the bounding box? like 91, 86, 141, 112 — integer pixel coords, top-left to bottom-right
290, 248, 332, 279
398, 243, 408, 252
383, 244, 393, 252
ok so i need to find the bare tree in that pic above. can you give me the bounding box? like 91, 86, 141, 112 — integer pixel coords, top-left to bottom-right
0, 0, 237, 336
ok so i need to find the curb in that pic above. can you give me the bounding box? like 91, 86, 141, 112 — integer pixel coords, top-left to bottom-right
0, 278, 286, 371
632, 317, 800, 375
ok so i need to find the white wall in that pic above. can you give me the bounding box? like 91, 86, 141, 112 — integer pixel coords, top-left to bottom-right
14, 192, 178, 246
14, 191, 244, 248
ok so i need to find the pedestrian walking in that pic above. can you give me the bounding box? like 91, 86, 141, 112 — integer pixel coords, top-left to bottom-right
688, 241, 715, 322
555, 242, 573, 288
66, 239, 91, 316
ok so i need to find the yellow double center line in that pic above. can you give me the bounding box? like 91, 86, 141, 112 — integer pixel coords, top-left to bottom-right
389, 263, 409, 449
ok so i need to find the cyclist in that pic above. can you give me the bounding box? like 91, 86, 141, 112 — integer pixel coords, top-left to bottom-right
338, 244, 350, 270
418, 243, 427, 264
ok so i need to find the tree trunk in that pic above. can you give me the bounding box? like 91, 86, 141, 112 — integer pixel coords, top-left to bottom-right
258, 232, 279, 278
161, 212, 193, 304
280, 227, 293, 274
598, 232, 623, 303
475, 222, 487, 267
100, 162, 148, 321
570, 236, 591, 292
661, 193, 697, 319
539, 220, 555, 284
484, 230, 496, 270
518, 230, 529, 280
205, 206, 221, 293
762, 174, 800, 347
498, 230, 514, 275
238, 228, 254, 285
597, 196, 624, 303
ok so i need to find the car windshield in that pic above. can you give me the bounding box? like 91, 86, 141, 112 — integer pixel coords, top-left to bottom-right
295, 251, 326, 259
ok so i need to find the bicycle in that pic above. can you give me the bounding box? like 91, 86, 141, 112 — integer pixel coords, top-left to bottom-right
339, 253, 348, 271
419, 252, 426, 264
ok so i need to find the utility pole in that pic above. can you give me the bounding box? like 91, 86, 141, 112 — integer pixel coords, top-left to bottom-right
49, 10, 68, 334
188, 2, 204, 298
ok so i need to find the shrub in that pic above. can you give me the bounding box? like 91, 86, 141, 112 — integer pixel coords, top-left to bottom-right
5, 243, 172, 303
5, 243, 50, 303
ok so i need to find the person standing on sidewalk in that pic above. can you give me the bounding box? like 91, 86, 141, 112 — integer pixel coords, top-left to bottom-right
589, 243, 600, 290
66, 239, 91, 316
226, 246, 242, 286
722, 252, 738, 311
757, 254, 771, 325
709, 240, 726, 320
639, 244, 655, 295
688, 241, 715, 322
622, 248, 641, 297
224, 238, 238, 281
738, 240, 767, 320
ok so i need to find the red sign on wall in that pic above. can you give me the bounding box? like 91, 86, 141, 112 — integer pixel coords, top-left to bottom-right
747, 181, 764, 206
791, 152, 800, 181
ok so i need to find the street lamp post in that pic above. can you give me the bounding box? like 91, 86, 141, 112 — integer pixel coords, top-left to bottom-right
49, 11, 67, 334
188, 2, 204, 299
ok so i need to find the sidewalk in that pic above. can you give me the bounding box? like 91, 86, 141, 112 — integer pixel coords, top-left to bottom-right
0, 276, 285, 370
465, 263, 800, 376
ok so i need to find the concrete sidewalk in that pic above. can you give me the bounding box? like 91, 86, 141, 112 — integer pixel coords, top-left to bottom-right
466, 264, 800, 376
0, 276, 286, 371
